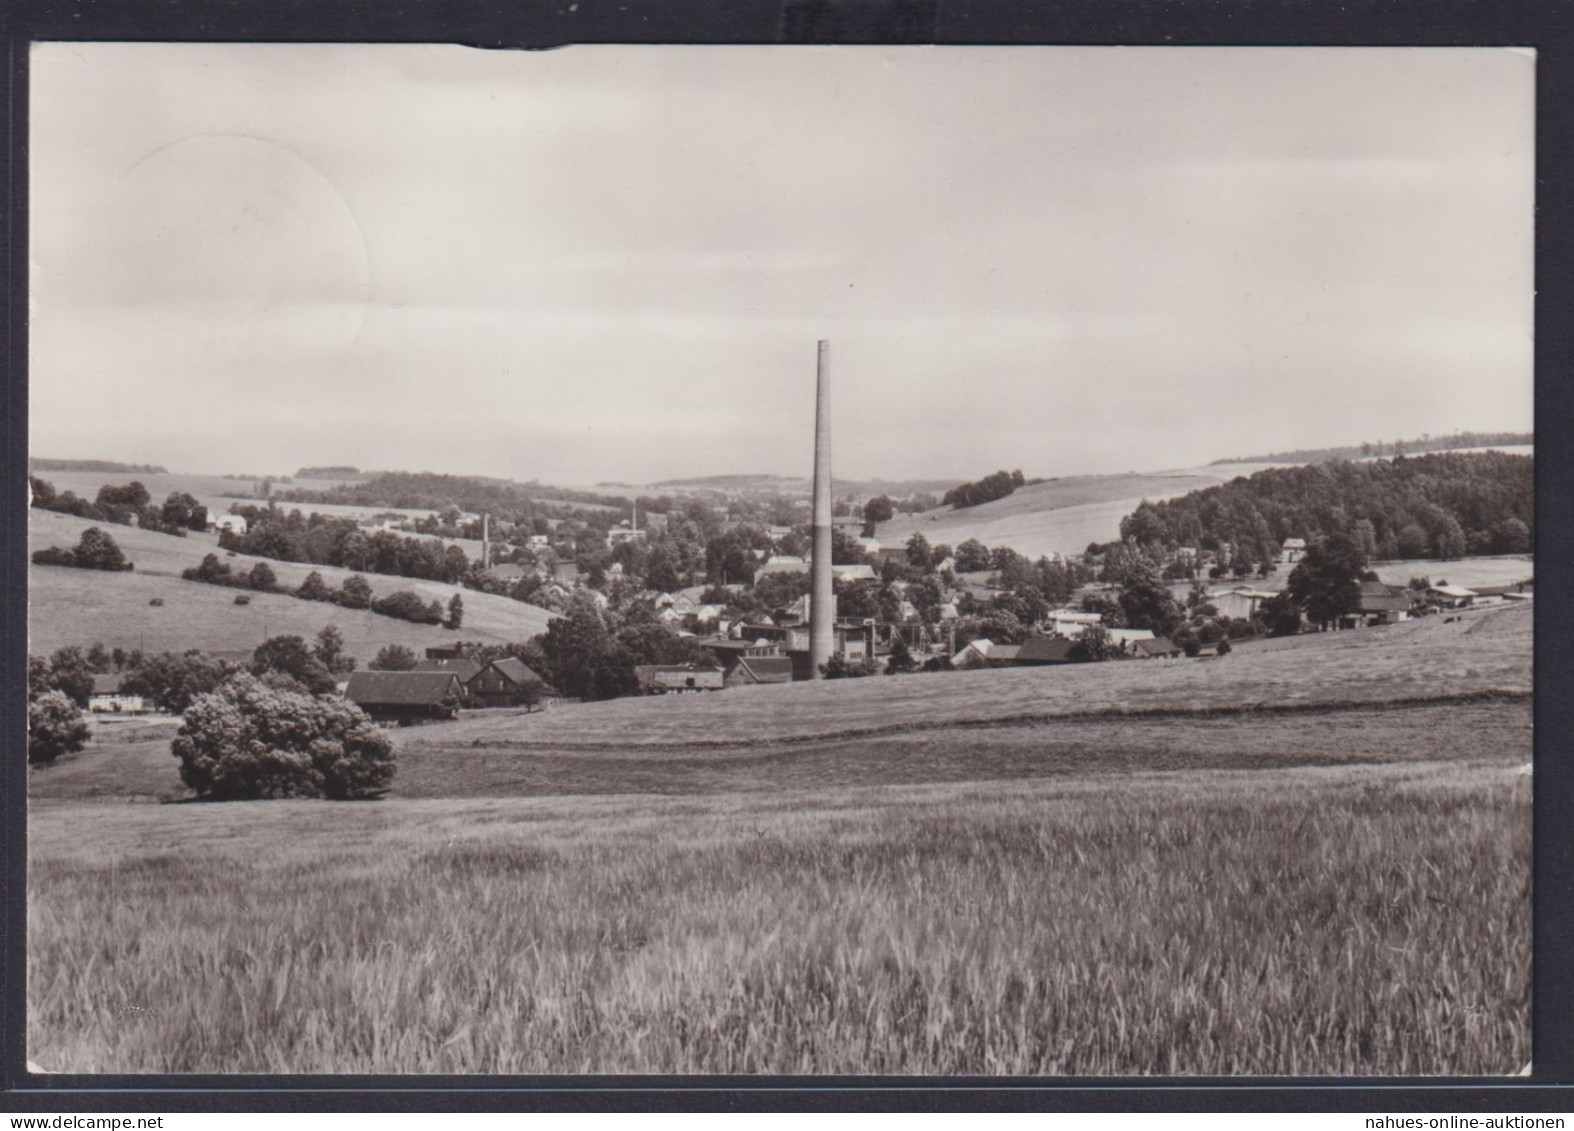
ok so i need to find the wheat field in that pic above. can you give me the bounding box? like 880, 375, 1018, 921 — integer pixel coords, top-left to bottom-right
26, 605, 1534, 1076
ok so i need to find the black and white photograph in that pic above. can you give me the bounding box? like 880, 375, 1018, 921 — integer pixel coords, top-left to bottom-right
23, 42, 1534, 1077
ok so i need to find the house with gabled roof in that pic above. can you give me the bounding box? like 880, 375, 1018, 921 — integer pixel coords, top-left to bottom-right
466, 656, 550, 708
1351, 580, 1412, 625
725, 656, 795, 687
1131, 637, 1182, 659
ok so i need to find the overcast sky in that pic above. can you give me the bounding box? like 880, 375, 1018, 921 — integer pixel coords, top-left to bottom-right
30, 44, 1533, 485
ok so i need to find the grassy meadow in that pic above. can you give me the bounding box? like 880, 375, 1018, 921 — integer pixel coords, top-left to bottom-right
869, 464, 1292, 561
27, 508, 551, 657
26, 605, 1533, 1076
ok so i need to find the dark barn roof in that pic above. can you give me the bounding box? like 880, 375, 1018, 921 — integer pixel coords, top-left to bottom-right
484, 657, 544, 686
346, 670, 462, 707
1357, 581, 1412, 614
1132, 636, 1182, 657
1013, 636, 1077, 664
414, 657, 483, 681
733, 656, 795, 684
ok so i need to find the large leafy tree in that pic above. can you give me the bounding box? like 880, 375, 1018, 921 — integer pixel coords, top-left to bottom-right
251, 635, 338, 695
1115, 560, 1182, 638
171, 673, 395, 800
539, 595, 613, 700
28, 691, 91, 765
1288, 532, 1367, 628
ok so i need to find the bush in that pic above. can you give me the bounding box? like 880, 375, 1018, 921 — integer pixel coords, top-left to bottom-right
234, 594, 251, 605
339, 575, 373, 610
372, 590, 444, 625
28, 691, 91, 765
1217, 637, 1233, 656
150, 597, 165, 607
171, 673, 395, 800
74, 527, 133, 571
821, 656, 879, 679
247, 562, 278, 591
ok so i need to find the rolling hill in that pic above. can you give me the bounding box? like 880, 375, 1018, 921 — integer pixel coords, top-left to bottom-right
872, 466, 1275, 559
27, 508, 552, 658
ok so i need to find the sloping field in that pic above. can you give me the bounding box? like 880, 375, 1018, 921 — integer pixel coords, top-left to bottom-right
422, 603, 1531, 753
28, 758, 1529, 1074
27, 597, 1532, 1074
872, 466, 1272, 558
27, 509, 551, 657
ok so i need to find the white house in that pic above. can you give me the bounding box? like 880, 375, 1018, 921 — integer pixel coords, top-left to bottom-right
214, 514, 248, 536
1280, 537, 1307, 564
88, 674, 145, 714
1427, 584, 1478, 609
1208, 588, 1278, 621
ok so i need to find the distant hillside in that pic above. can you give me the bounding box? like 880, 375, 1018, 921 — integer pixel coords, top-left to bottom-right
276, 471, 630, 516
646, 473, 960, 498
874, 469, 1234, 560
1122, 451, 1533, 561
30, 458, 167, 474
1214, 431, 1532, 466
27, 509, 552, 657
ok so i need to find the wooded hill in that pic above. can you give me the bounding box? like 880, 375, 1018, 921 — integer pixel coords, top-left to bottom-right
1119, 451, 1532, 561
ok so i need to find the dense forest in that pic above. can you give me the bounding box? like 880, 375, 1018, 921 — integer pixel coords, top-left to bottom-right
1213, 430, 1532, 466
1119, 452, 1532, 562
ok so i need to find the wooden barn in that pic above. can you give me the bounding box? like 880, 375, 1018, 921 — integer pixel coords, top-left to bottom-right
345, 670, 463, 723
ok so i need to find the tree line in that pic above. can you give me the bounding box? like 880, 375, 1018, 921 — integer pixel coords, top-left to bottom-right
942, 469, 1027, 510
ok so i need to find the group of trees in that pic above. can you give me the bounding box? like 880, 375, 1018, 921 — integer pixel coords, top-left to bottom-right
531, 593, 713, 701
182, 553, 465, 629
32, 527, 134, 571
1119, 452, 1532, 564
219, 505, 474, 583
27, 628, 393, 798
182, 551, 277, 591
30, 477, 206, 536
942, 469, 1027, 510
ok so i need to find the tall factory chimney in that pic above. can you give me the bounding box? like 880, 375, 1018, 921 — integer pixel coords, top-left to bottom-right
808, 339, 834, 679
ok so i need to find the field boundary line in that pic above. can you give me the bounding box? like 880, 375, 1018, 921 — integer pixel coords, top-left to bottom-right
448, 687, 1532, 753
